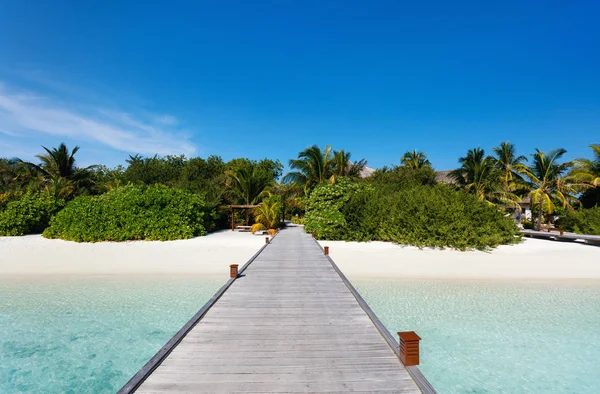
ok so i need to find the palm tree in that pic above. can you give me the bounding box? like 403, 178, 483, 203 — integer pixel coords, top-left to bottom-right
0, 158, 20, 192
266, 182, 303, 223
573, 144, 600, 208
492, 142, 528, 193
573, 144, 600, 186
284, 145, 334, 192
401, 150, 431, 169
451, 147, 519, 207
331, 149, 367, 182
225, 164, 273, 206
28, 143, 95, 197
284, 145, 366, 193
251, 199, 282, 233
523, 148, 590, 230
450, 148, 495, 199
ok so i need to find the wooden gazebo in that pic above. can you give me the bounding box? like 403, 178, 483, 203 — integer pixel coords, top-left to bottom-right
226, 204, 261, 230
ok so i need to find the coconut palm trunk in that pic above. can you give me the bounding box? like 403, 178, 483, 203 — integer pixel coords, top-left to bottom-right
536, 199, 543, 231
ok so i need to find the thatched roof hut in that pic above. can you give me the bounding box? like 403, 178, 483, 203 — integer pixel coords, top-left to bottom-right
435, 170, 456, 184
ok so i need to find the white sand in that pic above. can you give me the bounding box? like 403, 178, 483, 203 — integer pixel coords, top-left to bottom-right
319, 238, 600, 280
0, 230, 266, 277
2, 229, 599, 280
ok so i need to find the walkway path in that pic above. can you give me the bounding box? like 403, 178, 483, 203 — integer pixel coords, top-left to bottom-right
124, 226, 427, 393
522, 229, 600, 245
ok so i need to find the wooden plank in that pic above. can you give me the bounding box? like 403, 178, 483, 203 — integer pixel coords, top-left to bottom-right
316, 238, 438, 394
122, 226, 432, 393
116, 237, 274, 394
521, 229, 600, 244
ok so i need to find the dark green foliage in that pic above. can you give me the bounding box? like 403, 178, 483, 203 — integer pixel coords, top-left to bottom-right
43, 185, 215, 242
0, 193, 65, 236
556, 207, 600, 235
304, 178, 371, 240
121, 155, 280, 207
305, 179, 521, 250
580, 187, 600, 209
366, 166, 437, 193
224, 158, 283, 205
284, 145, 366, 193
365, 186, 520, 250
226, 158, 283, 181
124, 154, 186, 187
180, 156, 227, 203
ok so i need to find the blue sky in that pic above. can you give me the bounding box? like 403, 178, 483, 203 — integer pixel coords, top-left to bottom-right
0, 1, 598, 170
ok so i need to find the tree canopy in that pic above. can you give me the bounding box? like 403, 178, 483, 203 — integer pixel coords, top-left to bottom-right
283, 145, 366, 194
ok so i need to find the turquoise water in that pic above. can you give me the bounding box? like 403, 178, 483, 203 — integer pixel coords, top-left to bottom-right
3, 277, 599, 393
0, 276, 222, 393
354, 279, 600, 394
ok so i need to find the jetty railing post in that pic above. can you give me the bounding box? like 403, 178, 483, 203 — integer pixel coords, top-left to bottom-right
324, 246, 329, 256
398, 331, 421, 366
229, 264, 239, 279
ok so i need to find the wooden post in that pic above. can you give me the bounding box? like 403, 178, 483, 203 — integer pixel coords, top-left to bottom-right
312, 233, 314, 238
398, 331, 421, 366
229, 264, 239, 279
324, 246, 329, 256
265, 237, 269, 244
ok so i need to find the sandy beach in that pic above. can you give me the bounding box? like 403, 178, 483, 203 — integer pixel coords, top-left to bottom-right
319, 237, 600, 280
0, 230, 265, 277
1, 229, 600, 280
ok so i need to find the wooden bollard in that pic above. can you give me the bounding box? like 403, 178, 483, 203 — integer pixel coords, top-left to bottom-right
398, 331, 421, 366
324, 246, 329, 256
229, 264, 239, 279
312, 233, 314, 238
265, 237, 270, 244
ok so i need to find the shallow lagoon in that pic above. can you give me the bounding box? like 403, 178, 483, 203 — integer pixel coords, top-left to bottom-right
354, 279, 600, 394
0, 276, 222, 393
2, 276, 600, 393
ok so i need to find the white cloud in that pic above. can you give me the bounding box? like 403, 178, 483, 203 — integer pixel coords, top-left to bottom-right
155, 114, 178, 125
0, 82, 197, 156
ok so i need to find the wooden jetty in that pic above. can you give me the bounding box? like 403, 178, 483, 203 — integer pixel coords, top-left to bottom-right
119, 226, 436, 393
522, 229, 600, 245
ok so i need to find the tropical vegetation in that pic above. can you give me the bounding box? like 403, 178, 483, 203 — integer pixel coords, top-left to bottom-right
574, 144, 600, 208
0, 193, 65, 236
1, 140, 599, 246
524, 149, 589, 230
251, 198, 282, 235
556, 206, 600, 235
283, 145, 366, 194
43, 185, 215, 242
401, 150, 431, 169
448, 143, 596, 230
304, 175, 520, 250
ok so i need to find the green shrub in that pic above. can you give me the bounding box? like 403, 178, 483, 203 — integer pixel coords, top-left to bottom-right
366, 166, 437, 193
522, 219, 534, 230
0, 193, 65, 236
43, 185, 216, 242
291, 216, 305, 225
304, 178, 372, 240
305, 180, 521, 250
0, 192, 21, 210
556, 207, 600, 235
370, 186, 520, 250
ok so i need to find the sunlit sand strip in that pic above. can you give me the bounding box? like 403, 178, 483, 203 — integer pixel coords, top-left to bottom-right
0, 230, 265, 277
319, 238, 600, 280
